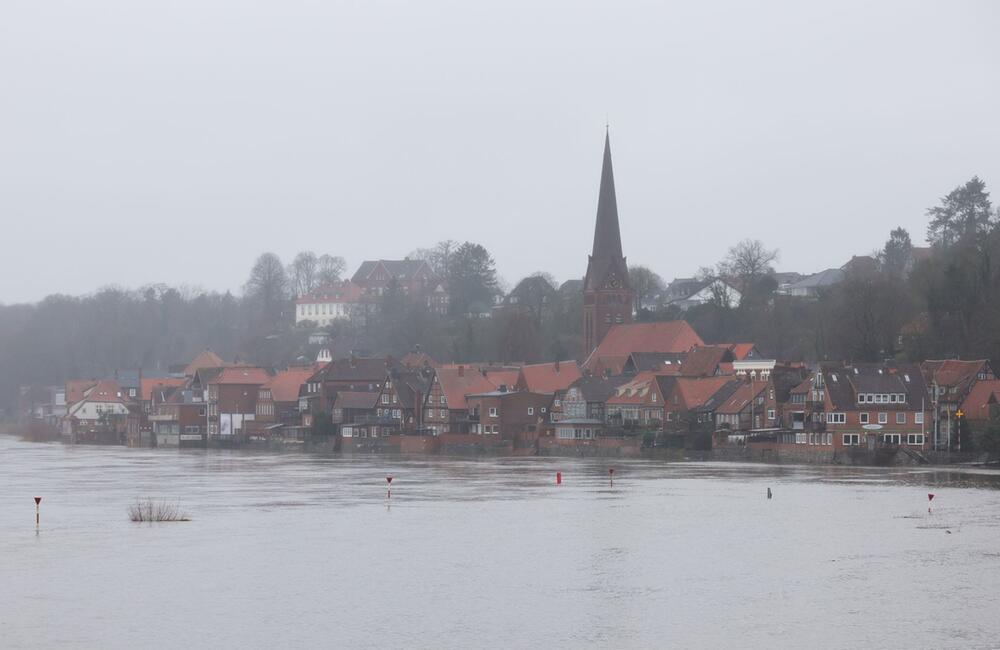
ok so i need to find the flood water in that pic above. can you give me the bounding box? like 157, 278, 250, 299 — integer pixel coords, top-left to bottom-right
2, 436, 1000, 649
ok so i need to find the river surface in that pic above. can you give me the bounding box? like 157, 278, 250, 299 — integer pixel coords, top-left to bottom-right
2, 436, 1000, 649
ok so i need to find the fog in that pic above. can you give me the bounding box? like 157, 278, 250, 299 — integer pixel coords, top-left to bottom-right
1, 0, 998, 303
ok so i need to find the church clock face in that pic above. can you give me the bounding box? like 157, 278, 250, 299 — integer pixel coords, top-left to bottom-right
607, 275, 620, 289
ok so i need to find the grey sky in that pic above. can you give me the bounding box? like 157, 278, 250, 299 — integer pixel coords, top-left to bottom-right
2, 0, 998, 304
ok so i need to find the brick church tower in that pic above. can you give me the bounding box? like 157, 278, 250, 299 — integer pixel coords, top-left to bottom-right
582, 130, 633, 358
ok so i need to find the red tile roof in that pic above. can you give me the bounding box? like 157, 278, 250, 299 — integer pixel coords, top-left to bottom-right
264, 368, 315, 403
140, 377, 187, 402
435, 367, 511, 410
183, 349, 228, 376
959, 380, 1000, 420
295, 281, 366, 305
584, 321, 704, 374
212, 367, 272, 386
401, 351, 438, 369
716, 381, 766, 415
517, 361, 582, 394
673, 377, 739, 410
726, 343, 757, 360
82, 380, 127, 404
66, 379, 98, 406
923, 359, 990, 389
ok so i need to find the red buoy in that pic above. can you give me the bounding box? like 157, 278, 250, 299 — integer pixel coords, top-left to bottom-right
556, 472, 562, 485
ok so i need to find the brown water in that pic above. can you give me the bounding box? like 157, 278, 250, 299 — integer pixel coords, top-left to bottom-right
2, 436, 999, 649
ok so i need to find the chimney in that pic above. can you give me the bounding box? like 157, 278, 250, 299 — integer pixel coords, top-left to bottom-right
458, 365, 465, 378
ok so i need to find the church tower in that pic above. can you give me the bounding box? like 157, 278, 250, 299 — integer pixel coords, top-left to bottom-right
583, 130, 633, 358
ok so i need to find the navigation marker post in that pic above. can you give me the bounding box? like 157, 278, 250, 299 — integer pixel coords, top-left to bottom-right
928, 492, 935, 513
34, 496, 41, 527
386, 475, 393, 500
609, 468, 615, 488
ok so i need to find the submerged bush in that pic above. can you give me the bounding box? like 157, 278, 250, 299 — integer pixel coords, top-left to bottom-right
128, 498, 190, 522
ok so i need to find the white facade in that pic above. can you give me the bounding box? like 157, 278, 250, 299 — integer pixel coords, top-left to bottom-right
295, 301, 357, 326
68, 400, 130, 420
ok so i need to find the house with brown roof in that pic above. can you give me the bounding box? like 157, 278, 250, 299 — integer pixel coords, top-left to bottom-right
604, 373, 667, 430
466, 389, 552, 439
921, 359, 995, 450
207, 367, 274, 439
63, 380, 131, 442
660, 376, 742, 435
183, 349, 228, 377
515, 361, 582, 395
715, 380, 777, 435
958, 380, 1000, 436
424, 365, 516, 435
351, 259, 449, 315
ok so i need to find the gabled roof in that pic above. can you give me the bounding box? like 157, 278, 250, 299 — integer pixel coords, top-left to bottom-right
184, 350, 228, 376
310, 357, 395, 385
264, 368, 316, 402
680, 345, 734, 377
390, 369, 434, 409
81, 380, 126, 404
435, 366, 518, 410
785, 268, 844, 290
66, 379, 98, 406
212, 367, 273, 386
584, 321, 704, 375
295, 281, 366, 304
716, 381, 767, 415
922, 359, 991, 390
517, 361, 582, 394
959, 380, 1000, 420
351, 259, 434, 284
140, 377, 187, 402
624, 352, 687, 374
566, 375, 630, 403
670, 377, 741, 411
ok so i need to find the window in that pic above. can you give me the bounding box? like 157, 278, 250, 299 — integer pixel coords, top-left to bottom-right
769, 389, 774, 400
392, 395, 397, 404
440, 409, 447, 419
878, 412, 888, 424
440, 396, 446, 405
843, 433, 860, 446
882, 433, 901, 445
767, 409, 775, 420
381, 394, 389, 405
907, 433, 925, 445
860, 412, 869, 424
528, 407, 534, 415
184, 425, 200, 434
915, 412, 924, 425
489, 407, 498, 418
826, 412, 846, 424
392, 409, 400, 418
896, 412, 906, 424
541, 407, 547, 413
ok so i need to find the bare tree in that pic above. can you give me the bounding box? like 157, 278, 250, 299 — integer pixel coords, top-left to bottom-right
316, 254, 346, 285
719, 239, 779, 281
628, 265, 664, 312
410, 240, 457, 278
288, 251, 319, 297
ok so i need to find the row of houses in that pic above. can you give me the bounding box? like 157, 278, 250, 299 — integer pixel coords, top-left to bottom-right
23, 318, 996, 458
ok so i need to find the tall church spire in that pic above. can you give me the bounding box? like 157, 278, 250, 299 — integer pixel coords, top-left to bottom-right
591, 130, 623, 259
582, 130, 633, 359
